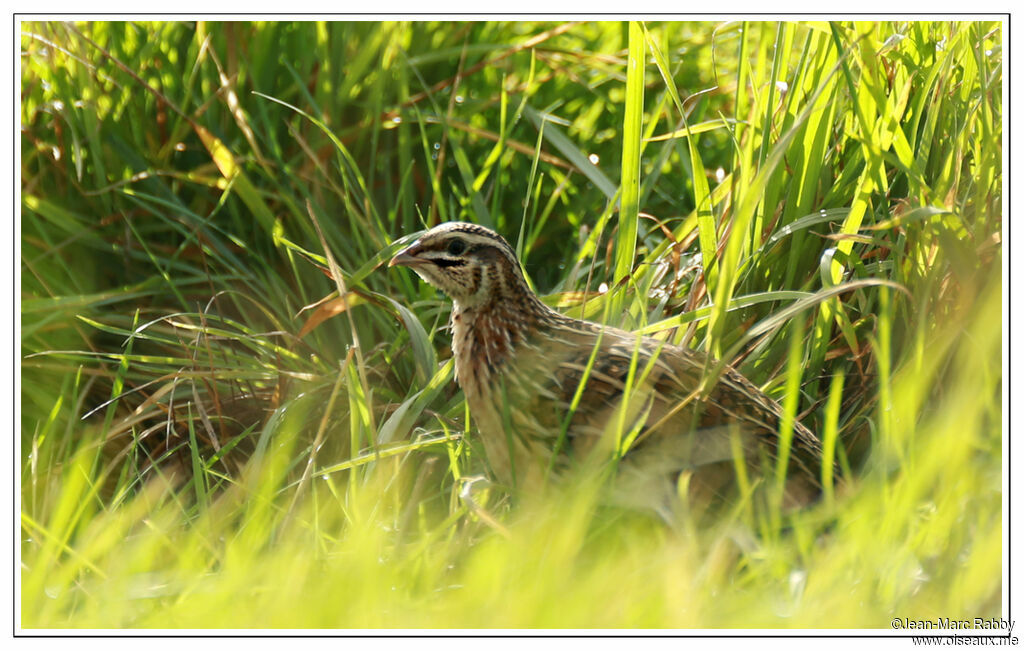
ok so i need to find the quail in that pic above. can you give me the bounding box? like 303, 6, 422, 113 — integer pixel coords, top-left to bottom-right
390, 222, 826, 504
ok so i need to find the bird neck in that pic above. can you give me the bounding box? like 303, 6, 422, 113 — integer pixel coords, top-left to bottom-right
450, 273, 555, 387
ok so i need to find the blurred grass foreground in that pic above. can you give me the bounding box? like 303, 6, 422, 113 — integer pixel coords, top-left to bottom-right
20, 20, 1002, 629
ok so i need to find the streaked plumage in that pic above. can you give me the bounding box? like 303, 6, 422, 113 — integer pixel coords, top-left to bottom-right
390, 222, 827, 502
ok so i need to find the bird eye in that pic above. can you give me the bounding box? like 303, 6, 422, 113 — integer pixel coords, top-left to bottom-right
446, 238, 466, 256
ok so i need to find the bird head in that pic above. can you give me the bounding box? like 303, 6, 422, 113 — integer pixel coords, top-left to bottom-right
389, 222, 528, 309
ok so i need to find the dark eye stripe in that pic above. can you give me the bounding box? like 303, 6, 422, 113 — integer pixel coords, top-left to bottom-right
434, 258, 466, 268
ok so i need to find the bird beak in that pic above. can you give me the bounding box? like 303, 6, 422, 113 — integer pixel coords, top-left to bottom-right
389, 242, 425, 268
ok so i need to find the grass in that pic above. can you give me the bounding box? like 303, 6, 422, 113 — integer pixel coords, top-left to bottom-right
19, 19, 1002, 629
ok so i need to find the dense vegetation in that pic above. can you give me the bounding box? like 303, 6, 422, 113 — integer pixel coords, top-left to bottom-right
21, 20, 1001, 628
